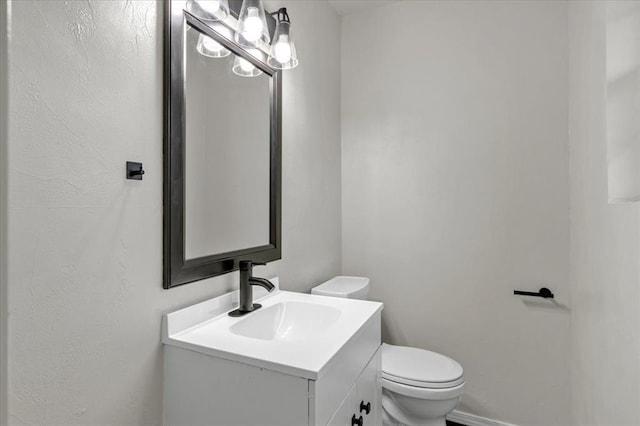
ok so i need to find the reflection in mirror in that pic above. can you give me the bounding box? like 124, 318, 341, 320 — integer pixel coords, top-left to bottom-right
185, 0, 230, 21
196, 32, 231, 57
184, 26, 271, 260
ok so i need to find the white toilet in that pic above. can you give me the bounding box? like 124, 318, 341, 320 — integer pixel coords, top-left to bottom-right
312, 276, 464, 426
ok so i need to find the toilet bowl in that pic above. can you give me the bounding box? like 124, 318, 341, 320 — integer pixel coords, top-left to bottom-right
381, 343, 464, 426
311, 276, 464, 426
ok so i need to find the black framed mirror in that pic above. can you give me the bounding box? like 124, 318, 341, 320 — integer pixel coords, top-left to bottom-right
164, 0, 282, 289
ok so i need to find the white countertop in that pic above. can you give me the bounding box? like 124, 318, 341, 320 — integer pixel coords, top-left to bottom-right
162, 279, 383, 380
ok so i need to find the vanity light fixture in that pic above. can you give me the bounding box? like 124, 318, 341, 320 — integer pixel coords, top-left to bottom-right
232, 48, 264, 77
196, 33, 231, 58
235, 0, 270, 47
267, 8, 298, 70
191, 0, 300, 75
186, 0, 230, 21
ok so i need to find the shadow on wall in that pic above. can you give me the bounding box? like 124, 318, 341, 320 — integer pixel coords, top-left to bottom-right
381, 311, 407, 346
521, 298, 570, 312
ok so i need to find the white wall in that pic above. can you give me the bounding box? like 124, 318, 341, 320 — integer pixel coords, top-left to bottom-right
1, 0, 8, 422
4, 1, 341, 424
341, 2, 570, 425
569, 2, 640, 424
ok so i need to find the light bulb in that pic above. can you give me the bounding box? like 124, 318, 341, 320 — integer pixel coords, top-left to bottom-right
267, 9, 299, 70
242, 7, 263, 42
198, 0, 220, 14
273, 35, 292, 64
239, 57, 255, 73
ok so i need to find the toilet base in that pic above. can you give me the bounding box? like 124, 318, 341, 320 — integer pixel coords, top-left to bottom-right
382, 406, 446, 426
381, 388, 460, 426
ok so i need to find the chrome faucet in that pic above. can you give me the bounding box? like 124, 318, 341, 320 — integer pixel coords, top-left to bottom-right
229, 260, 275, 317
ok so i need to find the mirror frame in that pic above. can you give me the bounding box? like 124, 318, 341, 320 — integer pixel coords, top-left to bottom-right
163, 0, 282, 289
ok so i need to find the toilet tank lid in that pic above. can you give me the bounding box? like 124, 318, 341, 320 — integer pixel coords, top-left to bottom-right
381, 344, 464, 388
311, 276, 370, 298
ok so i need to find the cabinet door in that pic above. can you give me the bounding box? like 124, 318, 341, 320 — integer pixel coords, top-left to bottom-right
355, 348, 381, 425
324, 347, 382, 426
326, 385, 357, 426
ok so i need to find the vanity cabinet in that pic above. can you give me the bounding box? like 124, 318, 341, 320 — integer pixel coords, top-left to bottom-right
162, 287, 383, 426
164, 346, 381, 426
163, 312, 381, 426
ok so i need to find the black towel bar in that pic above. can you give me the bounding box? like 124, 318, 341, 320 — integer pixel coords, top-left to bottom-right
513, 287, 554, 299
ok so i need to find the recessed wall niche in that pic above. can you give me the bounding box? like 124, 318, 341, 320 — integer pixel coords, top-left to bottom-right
606, 1, 640, 203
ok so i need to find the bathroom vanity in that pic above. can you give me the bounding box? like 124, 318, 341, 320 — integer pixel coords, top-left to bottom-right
162, 279, 383, 425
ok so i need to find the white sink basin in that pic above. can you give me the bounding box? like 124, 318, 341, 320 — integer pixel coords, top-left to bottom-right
162, 278, 383, 379
230, 301, 341, 341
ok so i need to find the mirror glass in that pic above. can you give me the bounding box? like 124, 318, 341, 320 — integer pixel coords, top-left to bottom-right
184, 27, 271, 259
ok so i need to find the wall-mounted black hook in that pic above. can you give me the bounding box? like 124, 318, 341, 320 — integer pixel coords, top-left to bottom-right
126, 161, 145, 180
514, 287, 554, 299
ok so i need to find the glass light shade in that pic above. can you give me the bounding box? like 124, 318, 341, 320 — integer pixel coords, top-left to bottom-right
232, 50, 263, 77
268, 21, 298, 70
196, 33, 231, 58
186, 0, 230, 21
234, 0, 270, 47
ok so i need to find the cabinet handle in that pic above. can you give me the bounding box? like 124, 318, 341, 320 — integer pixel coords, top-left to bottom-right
351, 414, 363, 426
360, 401, 371, 415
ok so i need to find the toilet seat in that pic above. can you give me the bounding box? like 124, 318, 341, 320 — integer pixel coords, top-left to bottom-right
382, 377, 465, 401
381, 344, 464, 389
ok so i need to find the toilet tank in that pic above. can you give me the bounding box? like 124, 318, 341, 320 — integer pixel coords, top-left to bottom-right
311, 276, 370, 300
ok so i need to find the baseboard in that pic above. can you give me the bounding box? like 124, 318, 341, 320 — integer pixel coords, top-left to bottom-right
447, 410, 518, 426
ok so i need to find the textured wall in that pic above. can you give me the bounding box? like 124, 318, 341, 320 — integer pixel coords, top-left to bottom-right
5, 1, 341, 424
341, 1, 570, 425
569, 2, 640, 424
1, 0, 8, 422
